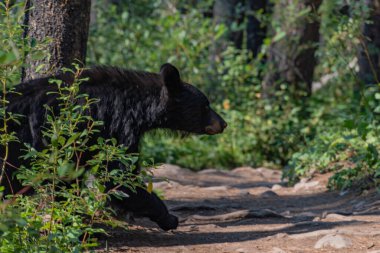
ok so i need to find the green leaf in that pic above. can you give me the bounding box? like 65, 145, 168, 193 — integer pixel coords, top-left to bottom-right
130, 156, 139, 164
63, 133, 81, 148
343, 119, 355, 129
272, 31, 286, 42
30, 50, 45, 61
35, 64, 46, 73
367, 144, 379, 160
70, 167, 85, 180
58, 136, 66, 147
58, 161, 75, 177
51, 133, 59, 147
0, 51, 17, 64
30, 38, 37, 48
112, 190, 129, 199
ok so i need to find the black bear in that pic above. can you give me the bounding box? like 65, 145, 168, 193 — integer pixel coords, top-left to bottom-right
1, 63, 227, 231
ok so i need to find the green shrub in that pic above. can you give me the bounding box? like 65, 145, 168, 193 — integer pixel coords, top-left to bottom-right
0, 3, 150, 248
0, 65, 152, 252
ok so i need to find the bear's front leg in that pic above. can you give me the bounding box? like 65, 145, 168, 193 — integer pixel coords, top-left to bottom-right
110, 185, 178, 231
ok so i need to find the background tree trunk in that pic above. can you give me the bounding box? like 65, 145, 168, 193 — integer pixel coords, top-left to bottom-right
22, 0, 91, 81
211, 0, 244, 65
358, 0, 380, 85
262, 0, 322, 98
246, 0, 268, 58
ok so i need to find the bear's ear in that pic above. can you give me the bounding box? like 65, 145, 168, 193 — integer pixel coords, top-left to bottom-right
160, 63, 181, 92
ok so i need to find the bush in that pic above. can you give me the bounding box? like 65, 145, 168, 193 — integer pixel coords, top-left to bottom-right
0, 65, 152, 252
1, 4, 150, 250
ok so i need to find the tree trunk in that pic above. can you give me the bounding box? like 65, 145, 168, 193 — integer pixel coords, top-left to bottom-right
262, 0, 322, 98
246, 0, 268, 58
22, 0, 91, 81
212, 0, 244, 64
358, 0, 380, 85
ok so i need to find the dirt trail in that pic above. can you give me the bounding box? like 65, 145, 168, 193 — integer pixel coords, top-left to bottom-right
99, 165, 380, 253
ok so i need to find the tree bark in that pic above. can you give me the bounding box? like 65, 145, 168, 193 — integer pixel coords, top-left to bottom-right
211, 0, 244, 64
262, 0, 322, 98
246, 0, 268, 58
358, 0, 380, 85
22, 0, 91, 81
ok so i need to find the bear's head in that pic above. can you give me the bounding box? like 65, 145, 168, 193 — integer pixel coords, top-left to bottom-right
160, 63, 227, 135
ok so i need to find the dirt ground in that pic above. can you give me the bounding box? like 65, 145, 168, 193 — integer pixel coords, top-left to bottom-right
98, 164, 380, 253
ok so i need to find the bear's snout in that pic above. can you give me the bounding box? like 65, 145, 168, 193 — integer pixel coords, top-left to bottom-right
205, 110, 227, 135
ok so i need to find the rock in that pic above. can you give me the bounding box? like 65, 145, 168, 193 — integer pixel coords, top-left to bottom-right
297, 211, 318, 217
249, 186, 272, 195
274, 233, 288, 239
272, 184, 282, 191
289, 229, 337, 239
197, 168, 218, 174
271, 247, 287, 253
323, 213, 354, 221
153, 181, 180, 189
231, 167, 261, 177
239, 190, 251, 196
259, 190, 279, 198
294, 179, 320, 192
153, 164, 193, 178
256, 167, 281, 178
203, 186, 230, 191
314, 234, 352, 249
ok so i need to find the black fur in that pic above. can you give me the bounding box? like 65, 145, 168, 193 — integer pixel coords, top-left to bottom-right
1, 64, 227, 231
